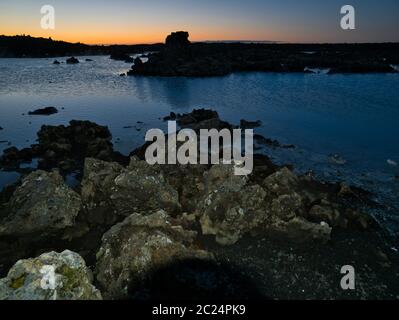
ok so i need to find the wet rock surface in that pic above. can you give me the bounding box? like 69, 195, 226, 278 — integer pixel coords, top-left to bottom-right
0, 250, 101, 300
128, 32, 399, 77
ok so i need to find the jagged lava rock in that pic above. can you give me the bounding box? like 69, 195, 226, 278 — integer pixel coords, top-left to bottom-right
0, 250, 102, 300
0, 170, 81, 237
80, 157, 181, 226
95, 210, 211, 299
197, 164, 267, 245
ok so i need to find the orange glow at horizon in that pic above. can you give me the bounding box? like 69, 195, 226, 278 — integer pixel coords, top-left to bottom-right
0, 25, 284, 45
0, 12, 283, 45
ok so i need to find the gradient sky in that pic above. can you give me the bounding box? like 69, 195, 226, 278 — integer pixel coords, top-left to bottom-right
0, 0, 398, 44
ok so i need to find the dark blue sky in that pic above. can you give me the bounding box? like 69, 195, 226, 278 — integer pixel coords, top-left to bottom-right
0, 0, 398, 44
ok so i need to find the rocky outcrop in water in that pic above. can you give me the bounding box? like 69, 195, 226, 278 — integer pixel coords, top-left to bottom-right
128, 32, 399, 77
0, 250, 101, 300
28, 106, 58, 115
0, 120, 128, 173
66, 57, 79, 64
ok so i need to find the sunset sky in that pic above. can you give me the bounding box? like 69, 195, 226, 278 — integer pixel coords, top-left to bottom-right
0, 0, 398, 44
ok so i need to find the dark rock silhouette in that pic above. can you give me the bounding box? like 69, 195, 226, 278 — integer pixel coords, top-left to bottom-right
53, 60, 60, 65
28, 106, 58, 115
110, 52, 134, 63
165, 31, 190, 49
0, 35, 164, 58
66, 56, 79, 64
128, 31, 399, 77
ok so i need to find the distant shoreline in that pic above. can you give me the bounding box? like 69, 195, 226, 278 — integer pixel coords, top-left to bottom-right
1, 35, 399, 59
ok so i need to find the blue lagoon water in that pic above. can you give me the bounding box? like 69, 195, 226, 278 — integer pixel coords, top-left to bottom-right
0, 56, 399, 235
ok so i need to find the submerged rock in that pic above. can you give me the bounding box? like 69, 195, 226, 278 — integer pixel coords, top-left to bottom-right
28, 106, 58, 115
0, 250, 102, 300
95, 210, 211, 299
0, 170, 81, 238
240, 119, 262, 129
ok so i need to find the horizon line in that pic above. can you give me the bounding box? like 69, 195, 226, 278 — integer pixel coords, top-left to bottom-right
2, 34, 399, 46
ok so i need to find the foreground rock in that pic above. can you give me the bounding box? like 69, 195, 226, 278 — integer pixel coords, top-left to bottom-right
197, 165, 332, 245
0, 250, 102, 300
28, 106, 58, 115
96, 210, 212, 299
0, 170, 81, 238
80, 157, 181, 226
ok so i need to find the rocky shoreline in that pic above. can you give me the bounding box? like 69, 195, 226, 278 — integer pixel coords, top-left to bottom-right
128, 32, 399, 77
0, 109, 398, 300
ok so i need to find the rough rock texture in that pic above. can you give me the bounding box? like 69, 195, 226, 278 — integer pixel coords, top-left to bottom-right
0, 170, 81, 238
81, 157, 181, 226
0, 250, 101, 300
261, 168, 333, 241
95, 210, 212, 299
197, 165, 337, 245
197, 164, 267, 245
0, 120, 128, 173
